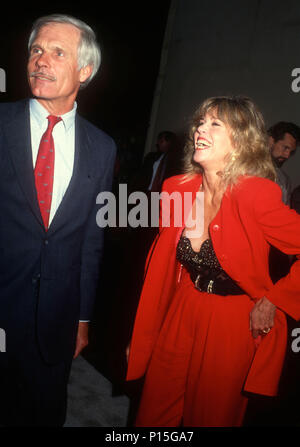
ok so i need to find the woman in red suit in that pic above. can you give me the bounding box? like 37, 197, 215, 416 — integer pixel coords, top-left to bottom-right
126, 96, 300, 426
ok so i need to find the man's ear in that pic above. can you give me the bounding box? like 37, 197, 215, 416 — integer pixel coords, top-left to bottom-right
79, 64, 93, 84
269, 136, 274, 149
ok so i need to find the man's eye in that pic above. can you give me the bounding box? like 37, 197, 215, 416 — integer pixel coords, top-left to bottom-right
32, 48, 42, 54
57, 51, 64, 57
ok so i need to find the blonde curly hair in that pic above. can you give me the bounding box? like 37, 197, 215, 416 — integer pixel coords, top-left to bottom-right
182, 95, 276, 188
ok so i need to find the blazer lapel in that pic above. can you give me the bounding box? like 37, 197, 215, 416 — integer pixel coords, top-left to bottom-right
4, 100, 44, 228
47, 114, 92, 236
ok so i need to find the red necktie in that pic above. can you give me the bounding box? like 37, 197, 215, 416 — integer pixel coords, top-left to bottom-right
34, 115, 61, 230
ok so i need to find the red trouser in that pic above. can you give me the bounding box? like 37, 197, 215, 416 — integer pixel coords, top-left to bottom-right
135, 271, 256, 427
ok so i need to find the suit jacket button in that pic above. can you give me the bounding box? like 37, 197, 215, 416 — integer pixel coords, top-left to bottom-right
32, 274, 40, 284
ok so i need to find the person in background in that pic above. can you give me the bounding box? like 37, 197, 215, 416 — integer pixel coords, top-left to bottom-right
126, 96, 300, 427
267, 122, 300, 285
0, 14, 116, 426
132, 130, 181, 194
268, 121, 300, 205
147, 131, 180, 192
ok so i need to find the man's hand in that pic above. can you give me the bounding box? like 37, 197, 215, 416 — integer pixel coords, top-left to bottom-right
249, 296, 276, 338
73, 322, 89, 359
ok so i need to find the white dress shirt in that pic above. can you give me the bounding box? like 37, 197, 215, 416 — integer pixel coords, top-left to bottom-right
148, 153, 164, 190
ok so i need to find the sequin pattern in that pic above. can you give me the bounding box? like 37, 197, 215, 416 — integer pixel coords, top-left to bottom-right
177, 237, 221, 270
176, 235, 244, 295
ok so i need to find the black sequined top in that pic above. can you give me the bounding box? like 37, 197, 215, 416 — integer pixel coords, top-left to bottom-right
176, 234, 245, 295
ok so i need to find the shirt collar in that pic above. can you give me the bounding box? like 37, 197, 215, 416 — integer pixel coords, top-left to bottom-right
29, 98, 77, 132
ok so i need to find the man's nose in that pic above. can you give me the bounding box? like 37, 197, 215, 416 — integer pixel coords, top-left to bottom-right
35, 52, 50, 68
282, 149, 292, 158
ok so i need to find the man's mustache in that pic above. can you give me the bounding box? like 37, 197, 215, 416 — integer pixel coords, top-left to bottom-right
29, 71, 56, 81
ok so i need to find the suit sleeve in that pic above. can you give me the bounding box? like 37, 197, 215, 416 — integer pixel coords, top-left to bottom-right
79, 138, 116, 320
253, 179, 300, 320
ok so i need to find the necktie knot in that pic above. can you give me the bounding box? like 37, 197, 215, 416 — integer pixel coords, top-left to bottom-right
47, 115, 62, 133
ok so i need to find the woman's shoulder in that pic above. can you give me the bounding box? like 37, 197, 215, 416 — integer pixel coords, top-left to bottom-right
228, 176, 284, 217
232, 175, 282, 199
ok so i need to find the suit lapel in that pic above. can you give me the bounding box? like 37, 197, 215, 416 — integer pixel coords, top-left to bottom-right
47, 114, 92, 236
4, 100, 44, 228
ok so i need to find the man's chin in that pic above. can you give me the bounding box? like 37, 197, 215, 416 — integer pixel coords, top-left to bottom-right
29, 82, 55, 99
273, 158, 285, 168
30, 89, 52, 100
33, 94, 56, 101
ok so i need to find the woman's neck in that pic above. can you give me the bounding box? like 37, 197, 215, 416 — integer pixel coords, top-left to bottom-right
201, 169, 224, 199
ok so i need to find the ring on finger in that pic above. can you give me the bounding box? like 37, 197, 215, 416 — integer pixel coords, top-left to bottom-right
262, 327, 271, 334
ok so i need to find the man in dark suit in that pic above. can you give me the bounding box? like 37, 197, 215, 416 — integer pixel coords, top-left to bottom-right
0, 14, 116, 426
133, 131, 181, 194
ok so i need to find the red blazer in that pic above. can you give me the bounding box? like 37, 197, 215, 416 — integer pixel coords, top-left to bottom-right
127, 174, 300, 396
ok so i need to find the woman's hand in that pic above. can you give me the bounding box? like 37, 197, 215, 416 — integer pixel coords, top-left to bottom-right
249, 296, 276, 338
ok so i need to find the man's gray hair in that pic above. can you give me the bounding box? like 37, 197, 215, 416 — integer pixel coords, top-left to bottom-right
28, 14, 101, 88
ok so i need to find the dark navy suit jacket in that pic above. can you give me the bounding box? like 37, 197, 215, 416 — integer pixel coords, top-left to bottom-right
0, 99, 116, 364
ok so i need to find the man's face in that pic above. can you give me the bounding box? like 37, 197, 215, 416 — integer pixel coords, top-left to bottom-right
27, 23, 91, 109
157, 136, 171, 153
270, 132, 297, 167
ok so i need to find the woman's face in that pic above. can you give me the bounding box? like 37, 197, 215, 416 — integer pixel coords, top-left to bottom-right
193, 111, 234, 170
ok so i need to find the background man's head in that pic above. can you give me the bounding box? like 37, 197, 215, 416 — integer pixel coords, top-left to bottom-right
268, 121, 300, 168
156, 131, 177, 154
27, 14, 101, 107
